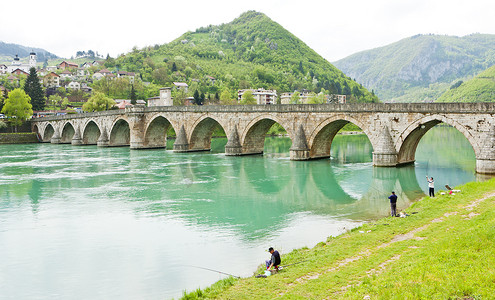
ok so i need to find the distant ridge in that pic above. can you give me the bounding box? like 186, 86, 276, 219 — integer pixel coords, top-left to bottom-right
333, 34, 495, 102
0, 41, 58, 63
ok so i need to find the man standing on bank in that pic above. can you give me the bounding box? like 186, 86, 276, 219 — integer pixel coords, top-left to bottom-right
266, 247, 281, 270
388, 191, 398, 217
426, 176, 435, 197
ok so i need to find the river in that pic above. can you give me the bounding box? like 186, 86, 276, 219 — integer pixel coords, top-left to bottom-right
0, 125, 481, 299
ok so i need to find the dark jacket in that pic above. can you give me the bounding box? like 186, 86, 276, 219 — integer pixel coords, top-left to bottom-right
271, 250, 281, 266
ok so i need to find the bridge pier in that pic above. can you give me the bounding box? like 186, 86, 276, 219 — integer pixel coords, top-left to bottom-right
71, 128, 82, 146
290, 125, 310, 160
372, 126, 398, 167
97, 127, 109, 147
173, 125, 190, 152
50, 132, 61, 144
225, 126, 243, 155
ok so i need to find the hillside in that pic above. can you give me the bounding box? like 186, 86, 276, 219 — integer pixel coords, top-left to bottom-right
333, 34, 495, 102
111, 11, 378, 103
436, 64, 495, 102
0, 41, 58, 64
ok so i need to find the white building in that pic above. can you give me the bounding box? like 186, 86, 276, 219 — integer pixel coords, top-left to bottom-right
238, 88, 278, 105
67, 81, 81, 90
7, 52, 37, 73
148, 87, 173, 107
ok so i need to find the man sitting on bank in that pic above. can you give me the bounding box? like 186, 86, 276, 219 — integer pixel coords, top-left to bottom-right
266, 247, 281, 270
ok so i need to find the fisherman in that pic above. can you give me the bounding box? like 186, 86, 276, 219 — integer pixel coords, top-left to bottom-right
388, 191, 398, 217
265, 247, 281, 270
426, 176, 435, 197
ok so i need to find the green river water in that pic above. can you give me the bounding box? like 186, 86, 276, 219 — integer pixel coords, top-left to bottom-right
0, 126, 481, 299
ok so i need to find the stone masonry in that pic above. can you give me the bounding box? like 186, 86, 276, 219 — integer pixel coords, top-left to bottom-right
31, 103, 495, 174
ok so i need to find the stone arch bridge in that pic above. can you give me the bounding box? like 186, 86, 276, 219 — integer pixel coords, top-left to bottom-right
31, 103, 495, 174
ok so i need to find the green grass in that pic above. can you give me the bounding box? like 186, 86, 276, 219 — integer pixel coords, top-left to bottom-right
181, 179, 495, 299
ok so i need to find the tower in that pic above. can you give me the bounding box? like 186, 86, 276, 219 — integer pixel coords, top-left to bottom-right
160, 87, 172, 106
29, 51, 37, 68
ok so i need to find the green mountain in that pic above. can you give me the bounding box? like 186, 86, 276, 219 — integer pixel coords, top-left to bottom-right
436, 64, 495, 102
333, 34, 495, 102
111, 11, 378, 103
0, 41, 58, 64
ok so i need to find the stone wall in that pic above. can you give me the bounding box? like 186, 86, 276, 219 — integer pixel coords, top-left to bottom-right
0, 133, 39, 144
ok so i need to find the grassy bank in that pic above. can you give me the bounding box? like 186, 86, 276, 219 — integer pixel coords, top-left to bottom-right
181, 179, 495, 299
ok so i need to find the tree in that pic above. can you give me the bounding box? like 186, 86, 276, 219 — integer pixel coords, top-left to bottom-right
290, 92, 301, 104
307, 92, 326, 104
220, 90, 233, 105
82, 92, 115, 112
171, 62, 178, 72
240, 90, 256, 105
24, 67, 45, 111
193, 90, 203, 105
1, 89, 33, 130
200, 92, 205, 105
130, 85, 137, 105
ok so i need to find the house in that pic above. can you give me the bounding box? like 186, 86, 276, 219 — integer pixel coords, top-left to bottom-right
11, 68, 29, 76
58, 61, 78, 70
147, 87, 172, 107
81, 62, 93, 69
114, 99, 133, 109
77, 68, 89, 77
0, 64, 7, 75
67, 81, 80, 90
92, 61, 103, 66
92, 68, 112, 80
184, 97, 195, 106
44, 72, 60, 88
238, 88, 277, 105
60, 70, 73, 80
173, 82, 188, 92
46, 66, 57, 72
116, 71, 136, 83
206, 75, 216, 84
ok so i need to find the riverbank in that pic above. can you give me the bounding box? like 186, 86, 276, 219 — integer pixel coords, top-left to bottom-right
0, 133, 38, 144
181, 178, 495, 299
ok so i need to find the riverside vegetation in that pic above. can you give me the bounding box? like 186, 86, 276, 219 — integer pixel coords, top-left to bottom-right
181, 178, 495, 299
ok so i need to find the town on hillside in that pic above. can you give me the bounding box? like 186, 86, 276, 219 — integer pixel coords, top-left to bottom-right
0, 52, 347, 117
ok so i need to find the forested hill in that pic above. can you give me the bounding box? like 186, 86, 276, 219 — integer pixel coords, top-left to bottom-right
111, 11, 378, 103
0, 41, 58, 63
436, 64, 495, 102
333, 34, 495, 102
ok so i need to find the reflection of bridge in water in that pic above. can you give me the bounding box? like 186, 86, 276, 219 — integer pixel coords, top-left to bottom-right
126, 154, 426, 240
32, 103, 495, 174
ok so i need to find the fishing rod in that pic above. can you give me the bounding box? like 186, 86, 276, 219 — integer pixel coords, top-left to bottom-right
280, 260, 309, 268
186, 265, 241, 278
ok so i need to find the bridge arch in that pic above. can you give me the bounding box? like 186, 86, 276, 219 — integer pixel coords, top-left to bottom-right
42, 123, 55, 142
60, 121, 75, 144
143, 115, 174, 149
308, 115, 373, 159
189, 115, 227, 151
82, 120, 101, 145
396, 114, 478, 164
109, 118, 130, 146
241, 115, 292, 155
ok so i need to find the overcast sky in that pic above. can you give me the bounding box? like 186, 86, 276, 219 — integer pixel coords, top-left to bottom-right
1, 0, 494, 62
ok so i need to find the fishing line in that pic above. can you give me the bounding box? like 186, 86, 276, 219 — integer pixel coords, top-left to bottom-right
185, 265, 240, 278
